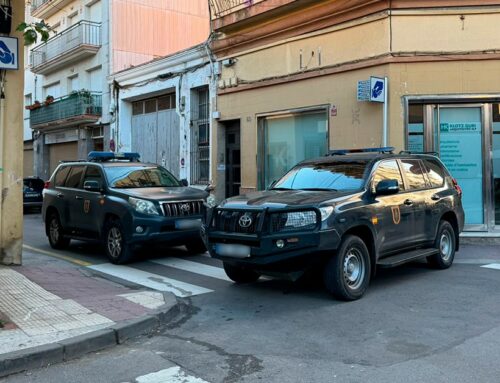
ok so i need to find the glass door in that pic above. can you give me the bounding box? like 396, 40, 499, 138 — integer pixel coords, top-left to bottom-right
493, 104, 500, 228
432, 105, 486, 230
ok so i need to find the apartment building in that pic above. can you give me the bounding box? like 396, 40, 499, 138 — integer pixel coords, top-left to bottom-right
24, 0, 209, 180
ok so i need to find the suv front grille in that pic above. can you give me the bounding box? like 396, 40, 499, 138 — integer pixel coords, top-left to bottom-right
213, 210, 264, 234
161, 200, 204, 217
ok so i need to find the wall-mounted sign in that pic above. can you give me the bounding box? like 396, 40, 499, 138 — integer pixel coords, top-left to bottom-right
370, 76, 385, 103
357, 80, 370, 101
330, 104, 337, 117
0, 37, 18, 70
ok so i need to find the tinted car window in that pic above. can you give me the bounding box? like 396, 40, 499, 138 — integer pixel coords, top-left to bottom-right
400, 159, 427, 190
65, 166, 85, 189
55, 166, 71, 187
273, 161, 369, 191
423, 159, 445, 187
104, 166, 181, 188
372, 160, 404, 190
23, 178, 44, 191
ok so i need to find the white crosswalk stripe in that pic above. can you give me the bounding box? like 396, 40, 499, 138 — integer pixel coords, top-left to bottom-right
134, 366, 209, 383
88, 263, 213, 297
150, 257, 232, 282
480, 263, 500, 270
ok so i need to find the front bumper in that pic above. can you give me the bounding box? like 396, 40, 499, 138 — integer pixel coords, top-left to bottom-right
124, 214, 204, 246
204, 228, 341, 271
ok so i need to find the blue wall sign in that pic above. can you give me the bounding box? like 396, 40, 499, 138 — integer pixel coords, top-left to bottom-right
370, 76, 385, 103
0, 37, 19, 70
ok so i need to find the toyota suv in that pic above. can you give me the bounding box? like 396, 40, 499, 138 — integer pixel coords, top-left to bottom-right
203, 147, 465, 301
42, 152, 208, 263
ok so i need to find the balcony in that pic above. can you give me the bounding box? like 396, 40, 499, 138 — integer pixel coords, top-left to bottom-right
30, 21, 101, 75
31, 0, 75, 19
30, 92, 102, 130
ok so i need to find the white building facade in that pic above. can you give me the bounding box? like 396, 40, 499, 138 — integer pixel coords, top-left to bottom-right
110, 44, 218, 187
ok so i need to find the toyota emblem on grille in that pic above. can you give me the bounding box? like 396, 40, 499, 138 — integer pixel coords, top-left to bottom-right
180, 203, 191, 213
239, 213, 253, 228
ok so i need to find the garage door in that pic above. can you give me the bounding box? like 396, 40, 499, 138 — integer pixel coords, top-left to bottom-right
23, 149, 34, 177
131, 94, 180, 177
49, 142, 78, 175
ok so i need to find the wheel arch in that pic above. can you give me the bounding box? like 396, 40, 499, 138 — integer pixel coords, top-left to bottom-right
44, 206, 60, 236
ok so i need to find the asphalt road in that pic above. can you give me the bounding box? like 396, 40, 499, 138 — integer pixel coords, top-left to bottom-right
6, 212, 500, 383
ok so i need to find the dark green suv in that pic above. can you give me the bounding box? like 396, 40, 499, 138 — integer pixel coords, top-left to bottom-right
203, 147, 465, 301
42, 152, 208, 263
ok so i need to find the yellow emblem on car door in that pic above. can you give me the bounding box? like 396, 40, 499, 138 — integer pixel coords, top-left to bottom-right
84, 200, 90, 214
391, 206, 401, 225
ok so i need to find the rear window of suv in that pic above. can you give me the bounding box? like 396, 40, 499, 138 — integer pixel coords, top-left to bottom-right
400, 159, 427, 190
55, 166, 71, 187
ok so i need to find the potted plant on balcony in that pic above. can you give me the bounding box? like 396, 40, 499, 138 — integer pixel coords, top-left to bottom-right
44, 95, 54, 106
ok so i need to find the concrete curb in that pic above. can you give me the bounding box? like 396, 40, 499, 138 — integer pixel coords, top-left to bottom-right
0, 297, 180, 378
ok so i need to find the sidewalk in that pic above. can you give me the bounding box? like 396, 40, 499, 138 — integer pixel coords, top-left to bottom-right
0, 250, 179, 378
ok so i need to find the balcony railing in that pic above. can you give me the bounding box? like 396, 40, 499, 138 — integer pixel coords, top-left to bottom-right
209, 0, 262, 18
31, 0, 74, 19
30, 21, 101, 74
30, 92, 102, 127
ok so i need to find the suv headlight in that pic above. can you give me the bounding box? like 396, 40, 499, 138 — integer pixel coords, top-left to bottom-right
129, 197, 159, 215
285, 211, 317, 228
319, 206, 334, 221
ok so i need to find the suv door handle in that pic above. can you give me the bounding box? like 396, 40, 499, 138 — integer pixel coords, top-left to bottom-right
56, 193, 64, 199
404, 199, 413, 206
431, 194, 441, 201
75, 196, 83, 200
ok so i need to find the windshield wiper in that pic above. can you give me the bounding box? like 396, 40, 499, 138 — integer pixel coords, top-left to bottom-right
271, 187, 292, 190
300, 188, 338, 191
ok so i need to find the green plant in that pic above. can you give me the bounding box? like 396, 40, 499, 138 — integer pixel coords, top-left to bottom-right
16, 21, 52, 46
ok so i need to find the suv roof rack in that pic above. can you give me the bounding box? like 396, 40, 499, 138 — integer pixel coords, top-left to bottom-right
327, 147, 395, 156
399, 150, 439, 156
88, 151, 141, 162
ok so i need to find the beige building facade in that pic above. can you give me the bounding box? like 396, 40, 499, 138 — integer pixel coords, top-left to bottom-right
209, 0, 500, 234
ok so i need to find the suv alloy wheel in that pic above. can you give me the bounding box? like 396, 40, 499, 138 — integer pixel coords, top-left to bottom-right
104, 219, 134, 264
47, 212, 71, 250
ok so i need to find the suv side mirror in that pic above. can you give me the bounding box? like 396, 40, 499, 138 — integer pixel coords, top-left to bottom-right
180, 179, 189, 187
375, 179, 399, 196
84, 180, 102, 193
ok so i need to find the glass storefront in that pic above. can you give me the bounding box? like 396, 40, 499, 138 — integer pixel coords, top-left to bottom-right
406, 100, 500, 232
259, 110, 328, 189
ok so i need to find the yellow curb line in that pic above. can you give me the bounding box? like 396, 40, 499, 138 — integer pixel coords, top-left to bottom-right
22, 244, 93, 267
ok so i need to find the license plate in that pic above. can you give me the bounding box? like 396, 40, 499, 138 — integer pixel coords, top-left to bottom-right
175, 219, 202, 230
215, 243, 251, 258
25, 193, 40, 198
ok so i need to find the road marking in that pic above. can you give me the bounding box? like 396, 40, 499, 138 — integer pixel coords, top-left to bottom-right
481, 263, 500, 270
22, 244, 93, 267
88, 263, 213, 297
151, 257, 232, 282
135, 367, 209, 383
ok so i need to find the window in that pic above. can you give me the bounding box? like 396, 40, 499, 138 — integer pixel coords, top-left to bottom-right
68, 75, 79, 93
104, 166, 180, 188
400, 159, 427, 190
423, 159, 445, 187
55, 166, 71, 187
408, 104, 424, 152
145, 99, 157, 114
88, 66, 102, 92
190, 87, 210, 184
132, 101, 143, 115
372, 160, 404, 191
84, 166, 103, 187
65, 166, 85, 188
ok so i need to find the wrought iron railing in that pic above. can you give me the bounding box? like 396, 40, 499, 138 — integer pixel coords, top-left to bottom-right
30, 92, 102, 126
30, 21, 101, 69
209, 0, 259, 18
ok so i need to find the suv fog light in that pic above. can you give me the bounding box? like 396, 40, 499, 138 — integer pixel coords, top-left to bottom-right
136, 226, 144, 233
276, 239, 285, 249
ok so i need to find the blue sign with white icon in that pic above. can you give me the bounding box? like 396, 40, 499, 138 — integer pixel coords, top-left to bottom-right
0, 37, 18, 70
370, 76, 385, 102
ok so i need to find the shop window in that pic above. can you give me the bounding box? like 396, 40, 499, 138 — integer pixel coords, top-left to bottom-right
190, 87, 210, 184
408, 104, 424, 152
261, 110, 328, 189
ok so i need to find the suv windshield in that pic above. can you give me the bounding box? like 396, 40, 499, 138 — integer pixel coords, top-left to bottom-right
104, 166, 181, 188
272, 161, 369, 191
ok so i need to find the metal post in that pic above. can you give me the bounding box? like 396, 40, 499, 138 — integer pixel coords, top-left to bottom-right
383, 76, 388, 147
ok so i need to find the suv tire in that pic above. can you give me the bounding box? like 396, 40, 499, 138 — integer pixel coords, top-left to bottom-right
185, 239, 207, 254
324, 235, 371, 301
428, 220, 456, 269
47, 212, 70, 250
104, 219, 134, 264
223, 262, 260, 283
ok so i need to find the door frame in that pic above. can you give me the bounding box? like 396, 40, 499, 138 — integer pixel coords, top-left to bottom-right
404, 95, 499, 232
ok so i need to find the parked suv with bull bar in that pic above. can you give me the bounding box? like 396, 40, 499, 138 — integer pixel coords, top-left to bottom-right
42, 152, 209, 263
203, 147, 465, 301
